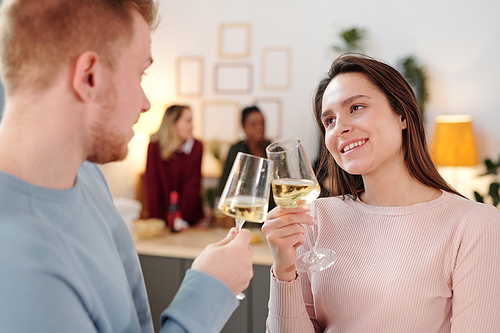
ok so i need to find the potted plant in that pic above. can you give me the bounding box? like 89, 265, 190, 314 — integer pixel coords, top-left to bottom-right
474, 155, 500, 208
332, 27, 366, 53
398, 55, 429, 121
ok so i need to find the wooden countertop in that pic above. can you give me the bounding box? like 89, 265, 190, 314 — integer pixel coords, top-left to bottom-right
134, 228, 274, 266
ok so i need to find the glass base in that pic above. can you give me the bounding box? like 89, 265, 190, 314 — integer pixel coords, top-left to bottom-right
296, 248, 337, 272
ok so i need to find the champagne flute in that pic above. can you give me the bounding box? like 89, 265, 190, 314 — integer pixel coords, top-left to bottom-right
266, 138, 336, 272
218, 152, 273, 299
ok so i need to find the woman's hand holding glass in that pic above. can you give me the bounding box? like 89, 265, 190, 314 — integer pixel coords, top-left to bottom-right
263, 138, 336, 278
263, 205, 316, 281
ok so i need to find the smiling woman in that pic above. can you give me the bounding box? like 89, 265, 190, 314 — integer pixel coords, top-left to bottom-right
313, 54, 461, 202
320, 72, 408, 184
262, 54, 500, 333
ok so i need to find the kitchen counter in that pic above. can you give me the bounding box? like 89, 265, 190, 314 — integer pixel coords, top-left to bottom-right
134, 227, 274, 266
133, 227, 273, 333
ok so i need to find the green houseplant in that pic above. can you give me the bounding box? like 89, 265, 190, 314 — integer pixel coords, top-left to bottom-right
474, 155, 500, 208
332, 27, 366, 53
398, 55, 429, 121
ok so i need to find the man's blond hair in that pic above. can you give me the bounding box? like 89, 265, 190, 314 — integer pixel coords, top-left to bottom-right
0, 0, 158, 94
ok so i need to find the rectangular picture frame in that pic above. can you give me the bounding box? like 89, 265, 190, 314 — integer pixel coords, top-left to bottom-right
214, 63, 253, 94
261, 46, 292, 90
218, 23, 252, 59
253, 97, 283, 140
201, 100, 239, 143
176, 56, 203, 97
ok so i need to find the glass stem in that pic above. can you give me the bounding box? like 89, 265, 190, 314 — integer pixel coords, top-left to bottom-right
304, 225, 321, 261
235, 218, 245, 231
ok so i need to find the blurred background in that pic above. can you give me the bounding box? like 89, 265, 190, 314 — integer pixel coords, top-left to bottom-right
3, 0, 499, 204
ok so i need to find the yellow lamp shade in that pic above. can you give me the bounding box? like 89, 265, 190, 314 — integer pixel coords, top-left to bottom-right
431, 115, 478, 166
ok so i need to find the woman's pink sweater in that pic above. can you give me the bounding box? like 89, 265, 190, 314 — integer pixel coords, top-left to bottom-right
267, 191, 500, 332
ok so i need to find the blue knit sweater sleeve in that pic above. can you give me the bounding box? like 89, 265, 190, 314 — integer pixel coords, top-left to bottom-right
159, 269, 239, 333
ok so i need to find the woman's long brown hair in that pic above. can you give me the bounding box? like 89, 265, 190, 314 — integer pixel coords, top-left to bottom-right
314, 53, 462, 199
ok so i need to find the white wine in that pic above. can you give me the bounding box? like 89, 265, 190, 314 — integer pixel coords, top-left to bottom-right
218, 196, 268, 223
272, 179, 320, 208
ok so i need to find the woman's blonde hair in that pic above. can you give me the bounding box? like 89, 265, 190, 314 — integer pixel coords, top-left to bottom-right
150, 105, 189, 160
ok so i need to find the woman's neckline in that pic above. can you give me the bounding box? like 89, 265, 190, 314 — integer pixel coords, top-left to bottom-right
345, 190, 453, 216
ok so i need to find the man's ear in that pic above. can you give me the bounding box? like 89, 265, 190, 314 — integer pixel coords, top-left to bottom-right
72, 51, 100, 102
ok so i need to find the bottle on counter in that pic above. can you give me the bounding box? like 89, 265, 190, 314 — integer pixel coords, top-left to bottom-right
167, 191, 181, 232
167, 191, 189, 232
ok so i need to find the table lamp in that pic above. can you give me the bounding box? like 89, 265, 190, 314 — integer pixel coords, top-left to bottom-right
431, 115, 479, 193
431, 115, 478, 167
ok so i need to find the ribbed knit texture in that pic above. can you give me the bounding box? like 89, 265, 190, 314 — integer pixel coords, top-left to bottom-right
267, 191, 500, 332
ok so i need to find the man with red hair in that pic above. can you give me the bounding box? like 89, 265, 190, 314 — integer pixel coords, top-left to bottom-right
0, 1, 254, 332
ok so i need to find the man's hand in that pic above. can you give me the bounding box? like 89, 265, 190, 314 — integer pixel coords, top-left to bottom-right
192, 228, 254, 296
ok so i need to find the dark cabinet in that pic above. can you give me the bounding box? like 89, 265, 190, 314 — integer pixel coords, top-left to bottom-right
139, 254, 271, 333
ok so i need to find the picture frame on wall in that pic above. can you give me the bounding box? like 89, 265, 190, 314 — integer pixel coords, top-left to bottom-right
261, 46, 292, 90
176, 56, 203, 97
201, 100, 239, 142
214, 63, 253, 94
253, 97, 283, 140
218, 23, 252, 59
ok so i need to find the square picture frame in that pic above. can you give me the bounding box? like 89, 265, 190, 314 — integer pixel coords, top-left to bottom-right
218, 23, 252, 59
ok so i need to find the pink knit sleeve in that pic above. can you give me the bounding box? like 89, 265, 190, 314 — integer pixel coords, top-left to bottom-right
450, 204, 500, 332
266, 268, 316, 333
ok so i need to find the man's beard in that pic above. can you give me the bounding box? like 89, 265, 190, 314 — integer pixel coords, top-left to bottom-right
87, 83, 130, 164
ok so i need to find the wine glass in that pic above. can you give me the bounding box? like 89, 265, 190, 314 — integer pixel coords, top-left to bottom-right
266, 138, 336, 272
218, 152, 273, 299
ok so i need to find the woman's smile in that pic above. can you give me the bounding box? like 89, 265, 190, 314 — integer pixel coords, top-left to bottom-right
322, 72, 407, 177
341, 139, 368, 153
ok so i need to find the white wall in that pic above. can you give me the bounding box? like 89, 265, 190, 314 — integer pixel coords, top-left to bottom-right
100, 0, 500, 201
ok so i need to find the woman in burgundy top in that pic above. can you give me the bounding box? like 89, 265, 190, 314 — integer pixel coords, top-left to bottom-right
144, 105, 204, 231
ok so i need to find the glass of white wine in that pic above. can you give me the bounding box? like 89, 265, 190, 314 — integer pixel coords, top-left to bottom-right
218, 152, 273, 299
266, 138, 336, 272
